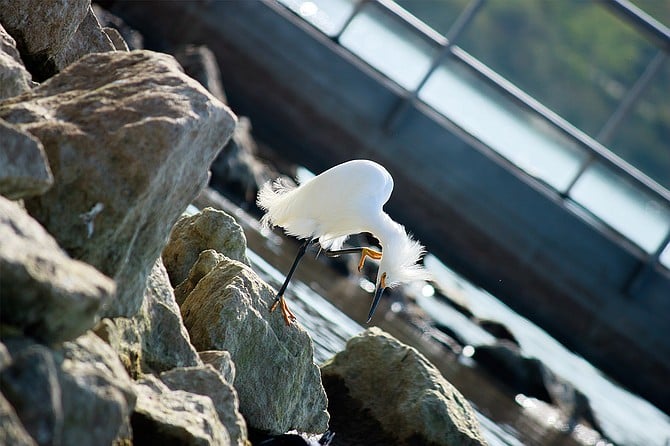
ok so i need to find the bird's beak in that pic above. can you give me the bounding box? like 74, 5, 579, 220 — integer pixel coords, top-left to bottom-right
367, 272, 387, 323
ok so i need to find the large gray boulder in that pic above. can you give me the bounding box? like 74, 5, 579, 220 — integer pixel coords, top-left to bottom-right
0, 50, 236, 318
0, 119, 52, 199
0, 196, 114, 343
0, 24, 33, 99
160, 365, 248, 446
132, 375, 231, 446
96, 258, 201, 378
0, 0, 118, 80
1, 332, 136, 446
55, 332, 136, 445
0, 0, 90, 79
321, 327, 487, 446
180, 256, 329, 435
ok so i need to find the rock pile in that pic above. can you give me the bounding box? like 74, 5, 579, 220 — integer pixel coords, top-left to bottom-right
1, 2, 487, 445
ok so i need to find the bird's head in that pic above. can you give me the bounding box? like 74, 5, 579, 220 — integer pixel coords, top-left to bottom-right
367, 227, 429, 322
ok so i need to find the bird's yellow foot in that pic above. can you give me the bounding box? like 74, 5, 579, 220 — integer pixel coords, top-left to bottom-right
358, 247, 383, 272
270, 295, 296, 326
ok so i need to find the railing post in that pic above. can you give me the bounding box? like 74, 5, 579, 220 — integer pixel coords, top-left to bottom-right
332, 0, 370, 41
597, 50, 667, 145
383, 0, 486, 131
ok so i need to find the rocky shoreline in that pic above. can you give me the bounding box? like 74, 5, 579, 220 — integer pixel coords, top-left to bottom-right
1, 2, 488, 445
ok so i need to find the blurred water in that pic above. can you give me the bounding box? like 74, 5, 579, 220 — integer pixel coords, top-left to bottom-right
423, 254, 670, 446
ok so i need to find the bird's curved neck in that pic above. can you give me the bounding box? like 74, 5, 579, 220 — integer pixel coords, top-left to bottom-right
368, 212, 403, 253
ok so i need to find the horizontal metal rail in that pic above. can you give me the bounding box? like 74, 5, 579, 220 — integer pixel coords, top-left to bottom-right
603, 0, 670, 51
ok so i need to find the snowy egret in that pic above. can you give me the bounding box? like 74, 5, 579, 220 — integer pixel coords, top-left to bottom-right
257, 159, 428, 325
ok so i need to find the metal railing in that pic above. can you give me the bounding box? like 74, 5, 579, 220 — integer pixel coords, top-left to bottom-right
276, 0, 670, 279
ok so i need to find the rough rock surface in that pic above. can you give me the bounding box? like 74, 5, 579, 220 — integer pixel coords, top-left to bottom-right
160, 365, 248, 446
174, 249, 227, 306
56, 332, 136, 445
53, 6, 116, 70
0, 119, 53, 199
96, 258, 201, 378
103, 26, 129, 52
0, 0, 90, 79
132, 375, 231, 446
0, 24, 34, 99
0, 50, 236, 318
0, 196, 115, 343
198, 350, 236, 384
180, 256, 329, 434
321, 327, 487, 446
0, 341, 62, 446
1, 332, 136, 446
163, 207, 250, 287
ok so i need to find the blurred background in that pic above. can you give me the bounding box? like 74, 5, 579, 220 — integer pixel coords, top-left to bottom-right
100, 1, 669, 444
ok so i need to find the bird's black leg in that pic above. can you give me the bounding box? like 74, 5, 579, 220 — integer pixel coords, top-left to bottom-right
275, 238, 312, 298
270, 238, 313, 324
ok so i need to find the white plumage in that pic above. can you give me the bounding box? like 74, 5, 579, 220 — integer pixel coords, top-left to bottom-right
258, 159, 429, 324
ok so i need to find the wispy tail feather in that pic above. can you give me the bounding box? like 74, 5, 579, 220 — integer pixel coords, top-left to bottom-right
257, 177, 297, 230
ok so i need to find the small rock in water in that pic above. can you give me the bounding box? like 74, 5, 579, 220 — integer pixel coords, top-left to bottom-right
321, 327, 487, 446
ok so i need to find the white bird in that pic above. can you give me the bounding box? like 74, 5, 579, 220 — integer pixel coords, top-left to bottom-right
257, 159, 429, 325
